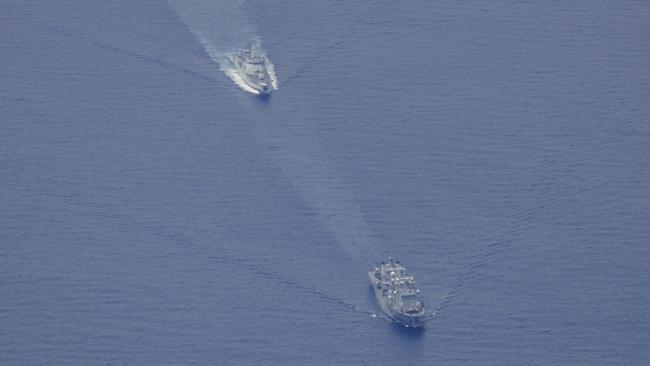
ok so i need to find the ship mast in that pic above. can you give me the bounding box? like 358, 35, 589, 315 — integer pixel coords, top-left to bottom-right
250, 41, 258, 58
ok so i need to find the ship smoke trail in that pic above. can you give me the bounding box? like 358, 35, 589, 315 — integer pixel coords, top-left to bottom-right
169, 0, 278, 94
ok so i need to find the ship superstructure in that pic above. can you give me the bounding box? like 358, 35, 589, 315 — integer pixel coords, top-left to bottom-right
368, 258, 429, 327
231, 41, 277, 94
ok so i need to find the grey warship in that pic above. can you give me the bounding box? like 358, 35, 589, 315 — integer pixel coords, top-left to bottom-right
231, 41, 276, 94
368, 258, 429, 327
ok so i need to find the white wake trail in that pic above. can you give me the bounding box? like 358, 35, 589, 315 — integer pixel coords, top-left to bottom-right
169, 0, 374, 262
169, 0, 277, 94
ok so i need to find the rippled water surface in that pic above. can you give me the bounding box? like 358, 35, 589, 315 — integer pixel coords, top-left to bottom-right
2, 1, 649, 365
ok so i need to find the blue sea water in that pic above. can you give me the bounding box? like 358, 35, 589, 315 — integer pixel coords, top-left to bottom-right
1, 1, 649, 365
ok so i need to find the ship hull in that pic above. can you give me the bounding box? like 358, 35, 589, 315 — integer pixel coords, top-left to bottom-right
368, 271, 427, 327
229, 54, 276, 95
233, 69, 273, 94
241, 76, 272, 94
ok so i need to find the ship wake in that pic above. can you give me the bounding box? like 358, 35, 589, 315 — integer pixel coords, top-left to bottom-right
237, 96, 379, 266
169, 0, 375, 315
169, 0, 278, 94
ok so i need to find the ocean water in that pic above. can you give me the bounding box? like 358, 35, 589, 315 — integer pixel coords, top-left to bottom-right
1, 1, 649, 365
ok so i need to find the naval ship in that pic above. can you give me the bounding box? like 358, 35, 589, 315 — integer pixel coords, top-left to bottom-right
369, 258, 429, 327
231, 41, 276, 94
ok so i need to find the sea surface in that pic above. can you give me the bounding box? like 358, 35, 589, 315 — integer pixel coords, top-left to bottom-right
2, 1, 649, 365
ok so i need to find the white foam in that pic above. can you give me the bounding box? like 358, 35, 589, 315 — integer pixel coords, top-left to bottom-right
170, 0, 372, 263
170, 0, 277, 94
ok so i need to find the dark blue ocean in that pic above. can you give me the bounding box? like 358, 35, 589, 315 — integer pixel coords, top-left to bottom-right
2, 1, 649, 364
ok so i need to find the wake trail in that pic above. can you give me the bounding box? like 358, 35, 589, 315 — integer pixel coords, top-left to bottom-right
169, 0, 377, 263
243, 95, 379, 265
169, 0, 380, 316
169, 0, 278, 94
27, 173, 371, 318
